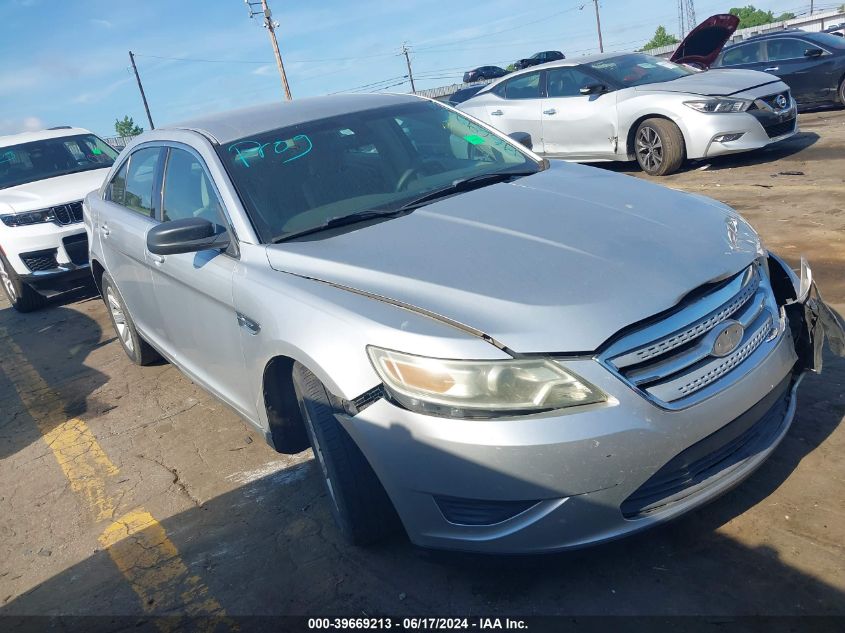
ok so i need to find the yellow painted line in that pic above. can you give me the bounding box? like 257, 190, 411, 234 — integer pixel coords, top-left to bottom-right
0, 324, 232, 625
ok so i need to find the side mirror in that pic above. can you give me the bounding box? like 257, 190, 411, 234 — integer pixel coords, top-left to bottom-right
579, 83, 606, 95
147, 217, 230, 256
508, 131, 533, 150
804, 47, 824, 58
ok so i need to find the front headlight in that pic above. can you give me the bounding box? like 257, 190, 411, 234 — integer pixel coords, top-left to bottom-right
367, 346, 606, 418
0, 208, 56, 227
684, 98, 752, 113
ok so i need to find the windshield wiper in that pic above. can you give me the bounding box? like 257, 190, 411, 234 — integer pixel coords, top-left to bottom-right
273, 170, 536, 243
392, 170, 537, 213
273, 209, 406, 243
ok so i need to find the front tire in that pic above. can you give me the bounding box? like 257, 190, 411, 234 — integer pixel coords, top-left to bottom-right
101, 273, 160, 365
838, 77, 845, 106
0, 252, 47, 313
635, 118, 685, 176
292, 362, 398, 545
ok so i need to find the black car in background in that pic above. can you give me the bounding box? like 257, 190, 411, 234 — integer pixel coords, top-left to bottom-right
462, 66, 508, 83
445, 85, 486, 106
712, 30, 845, 108
513, 50, 564, 70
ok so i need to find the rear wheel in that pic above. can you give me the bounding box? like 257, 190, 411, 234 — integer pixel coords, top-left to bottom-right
101, 273, 160, 365
634, 118, 685, 176
838, 77, 845, 106
292, 362, 398, 545
0, 252, 47, 312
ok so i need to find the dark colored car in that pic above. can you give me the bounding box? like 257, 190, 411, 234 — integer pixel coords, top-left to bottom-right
711, 30, 845, 108
445, 84, 486, 106
462, 66, 508, 83
513, 51, 564, 70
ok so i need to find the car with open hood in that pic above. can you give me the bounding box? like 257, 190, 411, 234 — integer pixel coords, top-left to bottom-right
458, 51, 798, 175
85, 94, 844, 553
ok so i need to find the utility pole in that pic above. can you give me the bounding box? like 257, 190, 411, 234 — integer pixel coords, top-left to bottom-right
402, 44, 416, 94
245, 0, 292, 100
128, 51, 155, 130
809, 0, 814, 14
592, 0, 604, 53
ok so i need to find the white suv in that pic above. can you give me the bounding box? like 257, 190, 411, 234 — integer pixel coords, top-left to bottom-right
0, 126, 118, 311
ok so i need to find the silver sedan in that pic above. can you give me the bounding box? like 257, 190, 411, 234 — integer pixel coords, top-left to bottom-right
85, 94, 842, 553
458, 52, 798, 175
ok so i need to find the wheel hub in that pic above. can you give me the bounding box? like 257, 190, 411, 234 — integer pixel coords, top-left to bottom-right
106, 288, 134, 353
637, 126, 664, 172
0, 258, 16, 301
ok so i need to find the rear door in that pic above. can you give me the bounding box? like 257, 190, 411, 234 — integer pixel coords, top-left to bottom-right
480, 71, 544, 145
99, 145, 166, 344
764, 37, 836, 103
540, 66, 618, 158
147, 144, 252, 417
714, 41, 767, 73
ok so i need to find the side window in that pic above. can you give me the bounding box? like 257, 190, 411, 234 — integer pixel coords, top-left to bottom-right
161, 148, 226, 225
767, 38, 811, 61
721, 43, 763, 66
123, 147, 162, 217
504, 72, 541, 99
107, 161, 128, 205
546, 67, 597, 97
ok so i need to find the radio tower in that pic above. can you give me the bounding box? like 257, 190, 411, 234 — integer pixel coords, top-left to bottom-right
677, 0, 697, 38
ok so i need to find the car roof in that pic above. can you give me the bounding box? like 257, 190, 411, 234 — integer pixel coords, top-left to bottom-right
165, 93, 421, 145
0, 126, 93, 149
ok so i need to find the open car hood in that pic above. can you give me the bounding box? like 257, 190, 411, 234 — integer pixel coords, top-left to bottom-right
670, 14, 740, 68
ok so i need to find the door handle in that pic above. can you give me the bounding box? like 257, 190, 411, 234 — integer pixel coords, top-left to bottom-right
764, 66, 779, 72
150, 254, 165, 265
543, 108, 557, 115
490, 109, 504, 116
101, 224, 110, 236
236, 313, 261, 335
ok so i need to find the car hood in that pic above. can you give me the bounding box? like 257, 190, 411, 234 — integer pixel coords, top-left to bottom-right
265, 163, 761, 353
633, 68, 781, 98
670, 13, 740, 68
0, 168, 109, 214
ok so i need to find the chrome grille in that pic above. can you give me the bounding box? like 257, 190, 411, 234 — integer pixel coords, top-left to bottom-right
52, 201, 83, 225
601, 263, 781, 409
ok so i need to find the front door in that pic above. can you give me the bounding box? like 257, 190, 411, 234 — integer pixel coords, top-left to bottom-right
540, 66, 618, 158
147, 145, 252, 418
764, 38, 837, 104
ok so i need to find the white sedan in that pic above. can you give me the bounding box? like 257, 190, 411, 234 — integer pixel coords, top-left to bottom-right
458, 52, 798, 175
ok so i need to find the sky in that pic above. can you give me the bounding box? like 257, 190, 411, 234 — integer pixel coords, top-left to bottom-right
0, 0, 831, 137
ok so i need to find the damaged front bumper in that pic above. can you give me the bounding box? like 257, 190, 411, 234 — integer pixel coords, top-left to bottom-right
341, 253, 843, 554
768, 252, 845, 374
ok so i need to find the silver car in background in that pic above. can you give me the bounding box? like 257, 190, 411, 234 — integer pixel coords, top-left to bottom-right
85, 94, 842, 553
458, 53, 798, 175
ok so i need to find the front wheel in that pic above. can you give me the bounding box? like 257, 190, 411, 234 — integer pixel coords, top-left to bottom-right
838, 77, 845, 106
634, 118, 685, 176
0, 252, 47, 312
292, 362, 398, 545
101, 273, 160, 366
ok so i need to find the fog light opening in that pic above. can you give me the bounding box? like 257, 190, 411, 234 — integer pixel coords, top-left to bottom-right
714, 133, 745, 143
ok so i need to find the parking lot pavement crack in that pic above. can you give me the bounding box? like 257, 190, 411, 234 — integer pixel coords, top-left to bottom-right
137, 454, 203, 508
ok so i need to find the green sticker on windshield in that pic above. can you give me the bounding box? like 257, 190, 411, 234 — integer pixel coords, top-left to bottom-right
91, 147, 103, 155
464, 134, 486, 145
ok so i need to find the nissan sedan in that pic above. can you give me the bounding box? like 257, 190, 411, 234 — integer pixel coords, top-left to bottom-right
458, 52, 799, 175
85, 94, 843, 553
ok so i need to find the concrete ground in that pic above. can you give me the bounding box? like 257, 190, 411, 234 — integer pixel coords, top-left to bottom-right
1, 109, 843, 622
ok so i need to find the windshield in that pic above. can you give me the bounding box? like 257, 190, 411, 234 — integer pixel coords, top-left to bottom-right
217, 100, 539, 243
587, 54, 693, 88
0, 133, 118, 190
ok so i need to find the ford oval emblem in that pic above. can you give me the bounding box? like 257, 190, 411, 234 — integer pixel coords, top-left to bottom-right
775, 94, 788, 110
712, 320, 745, 357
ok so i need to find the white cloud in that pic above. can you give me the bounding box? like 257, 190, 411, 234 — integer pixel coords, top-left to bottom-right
89, 18, 113, 29
0, 116, 44, 135
251, 64, 275, 76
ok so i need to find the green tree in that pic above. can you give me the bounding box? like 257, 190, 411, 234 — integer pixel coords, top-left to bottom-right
729, 5, 795, 29
642, 25, 679, 51
114, 115, 143, 137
